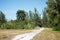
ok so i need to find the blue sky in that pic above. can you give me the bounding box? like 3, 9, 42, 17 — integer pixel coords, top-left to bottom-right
0, 0, 47, 20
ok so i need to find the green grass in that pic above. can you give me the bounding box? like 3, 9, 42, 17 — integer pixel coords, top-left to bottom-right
32, 28, 60, 40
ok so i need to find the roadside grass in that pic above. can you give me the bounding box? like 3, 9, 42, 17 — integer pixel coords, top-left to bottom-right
32, 28, 60, 40
0, 29, 32, 40
34, 26, 40, 30
0, 26, 40, 40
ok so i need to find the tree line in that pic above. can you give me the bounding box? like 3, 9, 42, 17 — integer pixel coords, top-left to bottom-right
0, 0, 60, 31
41, 0, 60, 31
0, 8, 42, 29
46, 0, 60, 30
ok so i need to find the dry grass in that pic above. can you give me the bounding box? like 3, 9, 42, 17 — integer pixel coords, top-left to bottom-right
0, 29, 32, 40
32, 28, 60, 40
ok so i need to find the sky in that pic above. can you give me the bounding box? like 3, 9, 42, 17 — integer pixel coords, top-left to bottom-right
0, 0, 47, 20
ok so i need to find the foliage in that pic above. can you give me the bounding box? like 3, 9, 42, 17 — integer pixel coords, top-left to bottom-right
42, 9, 48, 27
0, 8, 42, 29
0, 11, 6, 27
34, 8, 42, 27
46, 0, 60, 30
16, 10, 26, 21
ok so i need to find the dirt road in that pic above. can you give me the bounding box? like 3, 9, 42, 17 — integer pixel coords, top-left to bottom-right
12, 28, 45, 40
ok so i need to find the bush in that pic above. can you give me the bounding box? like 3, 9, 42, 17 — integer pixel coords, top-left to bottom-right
1, 22, 14, 29
53, 23, 60, 31
0, 20, 36, 29
25, 22, 35, 29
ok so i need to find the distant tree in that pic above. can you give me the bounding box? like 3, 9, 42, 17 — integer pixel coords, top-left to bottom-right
42, 9, 48, 27
29, 10, 34, 19
16, 10, 26, 21
0, 11, 6, 27
29, 10, 34, 23
34, 8, 42, 27
25, 12, 29, 20
34, 8, 39, 21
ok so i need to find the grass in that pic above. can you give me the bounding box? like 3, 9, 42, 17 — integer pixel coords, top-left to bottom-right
0, 26, 40, 40
34, 26, 40, 30
32, 28, 60, 40
0, 29, 32, 40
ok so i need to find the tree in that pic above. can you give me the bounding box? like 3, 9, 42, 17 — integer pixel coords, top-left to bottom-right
34, 8, 39, 21
25, 12, 29, 20
16, 10, 26, 21
42, 9, 48, 27
46, 0, 60, 30
29, 10, 34, 23
34, 8, 42, 27
55, 0, 60, 30
55, 0, 60, 13
29, 10, 34, 19
0, 11, 6, 27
